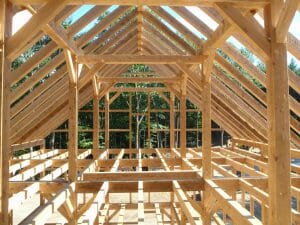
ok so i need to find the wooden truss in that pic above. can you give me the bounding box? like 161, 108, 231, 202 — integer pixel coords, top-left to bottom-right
0, 0, 299, 224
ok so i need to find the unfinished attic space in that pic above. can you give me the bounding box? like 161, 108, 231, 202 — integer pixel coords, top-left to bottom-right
1, 0, 300, 224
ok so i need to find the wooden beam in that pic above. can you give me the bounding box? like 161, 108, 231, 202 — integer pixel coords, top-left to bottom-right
180, 75, 187, 158
202, 52, 214, 224
83, 171, 201, 181
276, 0, 300, 42
93, 94, 99, 150
97, 76, 180, 83
6, 0, 66, 60
10, 0, 271, 6
204, 180, 261, 225
266, 2, 291, 225
215, 2, 270, 59
67, 6, 109, 38
0, 1, 11, 224
105, 92, 109, 149
64, 48, 79, 225
77, 54, 206, 64
170, 93, 175, 150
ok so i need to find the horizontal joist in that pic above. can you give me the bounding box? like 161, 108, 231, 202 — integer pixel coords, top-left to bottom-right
77, 54, 206, 64
97, 76, 180, 83
83, 171, 202, 181
9, 0, 270, 6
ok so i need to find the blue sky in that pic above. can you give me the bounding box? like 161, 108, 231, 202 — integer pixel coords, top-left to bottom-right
66, 5, 300, 65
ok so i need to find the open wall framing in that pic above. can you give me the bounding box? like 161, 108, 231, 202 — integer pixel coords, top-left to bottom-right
1, 0, 300, 224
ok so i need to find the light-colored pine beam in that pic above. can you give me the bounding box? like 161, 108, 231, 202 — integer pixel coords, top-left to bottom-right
176, 62, 203, 92
170, 93, 175, 150
137, 6, 144, 53
0, 1, 11, 224
77, 54, 206, 64
266, 2, 291, 224
76, 6, 130, 48
10, 0, 271, 6
155, 203, 164, 225
65, 49, 78, 224
202, 51, 214, 225
180, 75, 187, 158
97, 76, 180, 83
83, 171, 201, 181
202, 51, 214, 179
142, 10, 195, 54
276, 0, 299, 43
84, 9, 137, 54
215, 2, 270, 59
67, 5, 110, 38
105, 92, 109, 149
19, 183, 74, 225
0, 0, 12, 225
148, 6, 201, 47
81, 150, 124, 224
93, 94, 99, 150
5, 0, 67, 60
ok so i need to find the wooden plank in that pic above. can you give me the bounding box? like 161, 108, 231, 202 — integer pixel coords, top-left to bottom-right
204, 180, 261, 225
0, 1, 11, 224
170, 93, 175, 149
93, 94, 99, 149
276, 0, 300, 42
11, 139, 45, 152
155, 203, 164, 225
10, 0, 271, 6
215, 2, 270, 59
180, 75, 187, 158
78, 54, 206, 64
105, 92, 109, 149
83, 171, 201, 181
76, 6, 130, 48
65, 48, 78, 225
19, 183, 74, 225
266, 2, 291, 224
67, 6, 110, 37
97, 76, 180, 83
6, 0, 67, 60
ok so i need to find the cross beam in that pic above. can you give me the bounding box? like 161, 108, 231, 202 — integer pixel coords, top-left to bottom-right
77, 54, 206, 64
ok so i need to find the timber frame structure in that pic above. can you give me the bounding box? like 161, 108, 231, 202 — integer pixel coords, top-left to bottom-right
0, 0, 300, 225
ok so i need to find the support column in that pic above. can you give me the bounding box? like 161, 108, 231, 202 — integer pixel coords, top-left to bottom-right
202, 51, 215, 225
170, 93, 175, 149
65, 49, 78, 225
265, 2, 291, 225
66, 50, 78, 183
0, 1, 11, 224
129, 93, 132, 157
147, 93, 151, 147
105, 92, 109, 150
202, 58, 213, 179
93, 94, 99, 150
180, 78, 187, 158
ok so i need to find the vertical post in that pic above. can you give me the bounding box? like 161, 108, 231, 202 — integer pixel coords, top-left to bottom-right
129, 93, 132, 157
202, 53, 214, 179
180, 75, 187, 158
147, 93, 151, 147
105, 92, 109, 150
93, 94, 99, 150
170, 192, 175, 225
65, 49, 78, 225
170, 92, 175, 150
202, 51, 214, 225
265, 2, 291, 225
0, 1, 11, 224
65, 49, 78, 183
